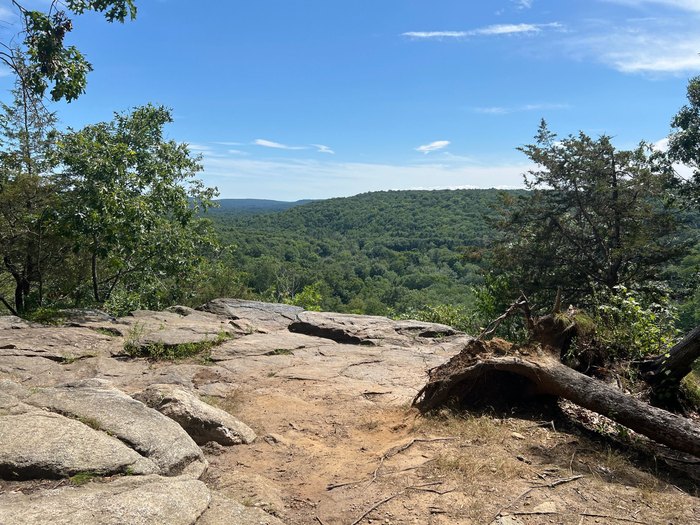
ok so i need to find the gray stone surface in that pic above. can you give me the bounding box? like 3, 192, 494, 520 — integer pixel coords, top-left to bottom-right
290, 311, 459, 346
0, 475, 211, 525
196, 492, 287, 525
0, 300, 469, 524
25, 379, 206, 477
198, 299, 303, 332
0, 410, 157, 479
119, 309, 236, 353
0, 315, 41, 329
134, 384, 256, 446
0, 326, 115, 363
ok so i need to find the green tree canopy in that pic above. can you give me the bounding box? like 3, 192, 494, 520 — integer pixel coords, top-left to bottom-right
0, 60, 59, 314
492, 120, 682, 306
669, 76, 700, 208
57, 104, 218, 305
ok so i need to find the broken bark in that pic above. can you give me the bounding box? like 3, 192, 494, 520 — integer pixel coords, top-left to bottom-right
638, 325, 700, 390
414, 340, 700, 457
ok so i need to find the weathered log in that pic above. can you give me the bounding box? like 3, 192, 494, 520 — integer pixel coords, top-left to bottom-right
639, 325, 700, 388
414, 340, 700, 457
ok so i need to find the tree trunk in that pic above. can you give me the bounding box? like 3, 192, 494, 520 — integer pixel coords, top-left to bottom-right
0, 295, 19, 316
638, 325, 700, 390
91, 250, 101, 303
414, 340, 700, 457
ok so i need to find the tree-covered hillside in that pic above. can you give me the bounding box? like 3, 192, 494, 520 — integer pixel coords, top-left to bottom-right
212, 189, 522, 315
211, 199, 314, 217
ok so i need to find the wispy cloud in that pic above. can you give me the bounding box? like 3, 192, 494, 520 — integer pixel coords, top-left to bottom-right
402, 31, 468, 39
312, 144, 335, 154
403, 22, 562, 40
416, 140, 450, 154
601, 0, 700, 12
473, 103, 570, 115
514, 0, 534, 8
198, 155, 530, 200
254, 139, 308, 151
570, 18, 700, 73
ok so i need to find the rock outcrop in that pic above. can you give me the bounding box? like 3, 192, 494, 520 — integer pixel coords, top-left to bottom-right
0, 475, 212, 525
0, 393, 157, 479
0, 300, 473, 524
23, 379, 207, 477
134, 384, 256, 446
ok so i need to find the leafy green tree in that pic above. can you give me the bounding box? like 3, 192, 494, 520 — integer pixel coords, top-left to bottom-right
0, 60, 60, 314
57, 104, 217, 305
669, 76, 700, 207
0, 1, 136, 102
493, 120, 682, 307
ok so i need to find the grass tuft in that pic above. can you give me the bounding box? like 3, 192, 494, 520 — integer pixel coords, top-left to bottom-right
124, 330, 231, 360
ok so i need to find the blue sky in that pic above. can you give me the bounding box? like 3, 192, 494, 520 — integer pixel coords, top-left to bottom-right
1, 0, 699, 200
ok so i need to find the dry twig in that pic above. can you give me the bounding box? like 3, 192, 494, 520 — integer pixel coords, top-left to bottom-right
328, 437, 454, 490
349, 482, 443, 525
580, 512, 649, 524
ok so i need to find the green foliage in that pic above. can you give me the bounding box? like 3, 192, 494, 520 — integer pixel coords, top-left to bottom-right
0, 65, 60, 314
396, 303, 476, 333
669, 76, 700, 208
286, 282, 323, 311
492, 120, 682, 309
25, 307, 67, 325
594, 286, 680, 361
68, 471, 98, 486
681, 369, 700, 408
3, 1, 137, 102
123, 331, 230, 361
77, 416, 103, 431
57, 104, 218, 307
212, 189, 514, 318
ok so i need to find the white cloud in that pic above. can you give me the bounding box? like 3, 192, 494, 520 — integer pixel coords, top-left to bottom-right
254, 139, 307, 150
198, 155, 530, 200
601, 0, 700, 12
514, 0, 534, 8
403, 23, 562, 40
572, 21, 700, 73
312, 144, 335, 154
416, 140, 451, 154
187, 143, 215, 152
473, 103, 570, 114
652, 137, 670, 151
473, 23, 555, 35
402, 31, 468, 39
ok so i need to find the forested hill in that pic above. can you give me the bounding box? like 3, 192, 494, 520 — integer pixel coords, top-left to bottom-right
211, 198, 314, 216
213, 189, 523, 314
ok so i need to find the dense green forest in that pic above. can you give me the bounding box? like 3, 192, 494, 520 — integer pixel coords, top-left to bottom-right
213, 189, 517, 315
212, 199, 314, 217
210, 188, 699, 332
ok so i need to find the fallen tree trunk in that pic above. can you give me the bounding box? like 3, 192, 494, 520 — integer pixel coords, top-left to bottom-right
414, 340, 700, 457
638, 324, 700, 389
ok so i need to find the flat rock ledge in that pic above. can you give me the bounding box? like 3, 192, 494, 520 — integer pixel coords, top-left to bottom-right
134, 384, 257, 446
23, 379, 207, 478
0, 475, 212, 525
0, 403, 157, 480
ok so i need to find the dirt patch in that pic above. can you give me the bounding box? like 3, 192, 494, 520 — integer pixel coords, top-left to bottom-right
204, 377, 699, 525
